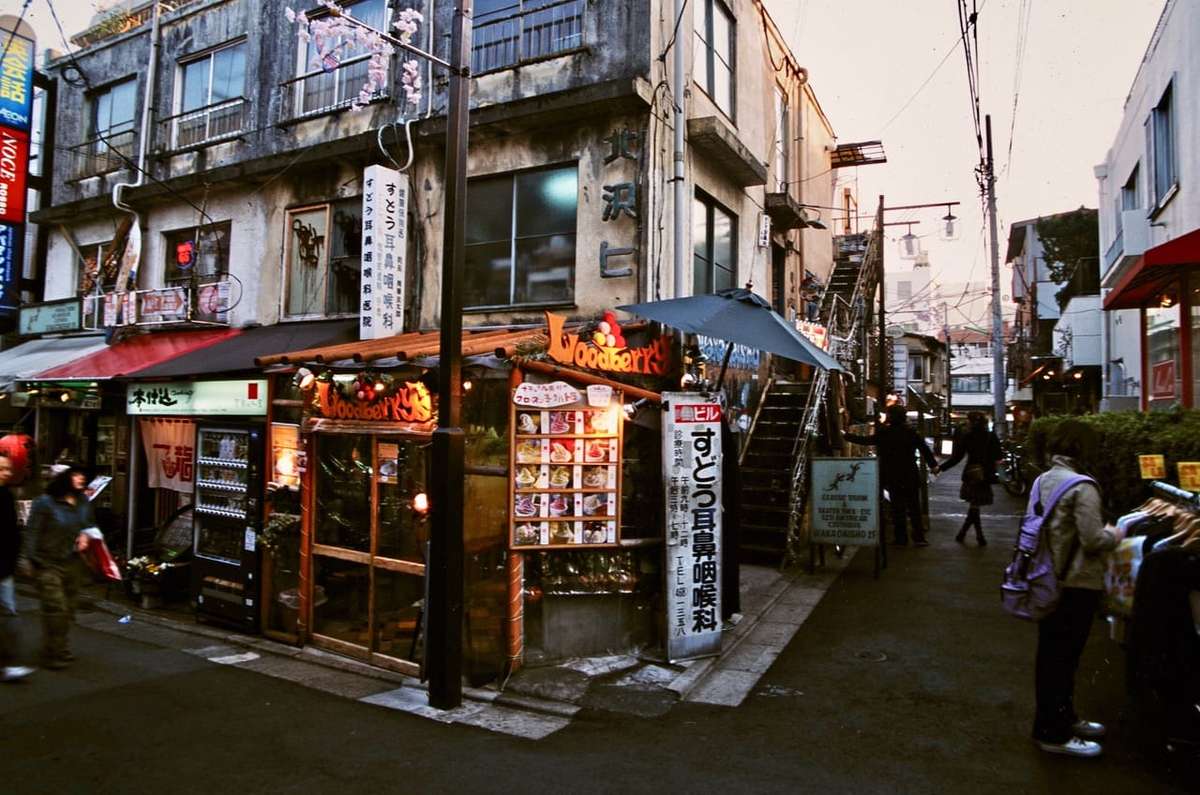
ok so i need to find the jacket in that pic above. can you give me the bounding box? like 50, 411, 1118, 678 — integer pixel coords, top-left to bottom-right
939, 426, 1003, 482
21, 493, 95, 566
0, 485, 17, 578
844, 423, 938, 487
1037, 455, 1118, 591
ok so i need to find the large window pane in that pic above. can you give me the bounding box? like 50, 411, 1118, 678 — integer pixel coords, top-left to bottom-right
1146, 301, 1181, 410
467, 176, 514, 244
714, 263, 734, 292
712, 2, 733, 63
376, 440, 428, 564
110, 80, 137, 130
180, 58, 209, 112
712, 205, 734, 266
373, 569, 424, 662
693, 197, 708, 257
312, 556, 371, 645
515, 234, 574, 304
328, 198, 362, 316
516, 167, 577, 237
465, 241, 513, 307
211, 45, 245, 102
315, 434, 372, 552
694, 253, 711, 296
286, 207, 328, 317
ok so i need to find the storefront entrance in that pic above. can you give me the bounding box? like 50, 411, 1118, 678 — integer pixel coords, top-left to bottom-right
309, 433, 429, 675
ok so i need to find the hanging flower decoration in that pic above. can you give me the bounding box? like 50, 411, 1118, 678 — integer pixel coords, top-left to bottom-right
285, 3, 424, 112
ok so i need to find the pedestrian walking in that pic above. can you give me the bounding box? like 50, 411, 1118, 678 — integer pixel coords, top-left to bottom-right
17, 465, 95, 670
938, 411, 1004, 546
1028, 419, 1123, 758
1, 455, 34, 683
842, 404, 939, 546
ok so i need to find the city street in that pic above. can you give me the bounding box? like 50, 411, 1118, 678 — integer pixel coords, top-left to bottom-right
2, 475, 1191, 794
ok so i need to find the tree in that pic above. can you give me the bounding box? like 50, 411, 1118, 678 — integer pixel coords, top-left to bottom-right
1035, 207, 1098, 285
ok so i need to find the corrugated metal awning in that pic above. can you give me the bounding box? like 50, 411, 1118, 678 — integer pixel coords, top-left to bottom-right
0, 335, 111, 390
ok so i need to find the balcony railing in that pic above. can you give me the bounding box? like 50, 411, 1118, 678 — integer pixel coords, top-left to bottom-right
1104, 229, 1124, 271
472, 0, 584, 75
156, 97, 249, 153
67, 129, 136, 180
278, 55, 387, 124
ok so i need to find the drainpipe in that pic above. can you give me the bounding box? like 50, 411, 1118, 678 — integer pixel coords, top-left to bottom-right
112, 1, 161, 225
672, 0, 686, 298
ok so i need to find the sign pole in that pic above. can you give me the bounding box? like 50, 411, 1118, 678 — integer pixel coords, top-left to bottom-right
427, 0, 471, 710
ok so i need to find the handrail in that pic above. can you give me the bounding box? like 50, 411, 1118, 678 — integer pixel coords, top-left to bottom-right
67, 129, 137, 180
156, 96, 249, 152
277, 54, 387, 123
156, 95, 248, 124
738, 375, 774, 467
279, 53, 374, 88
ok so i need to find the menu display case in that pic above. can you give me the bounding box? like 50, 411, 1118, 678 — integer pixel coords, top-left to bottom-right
192, 423, 264, 630
510, 387, 624, 549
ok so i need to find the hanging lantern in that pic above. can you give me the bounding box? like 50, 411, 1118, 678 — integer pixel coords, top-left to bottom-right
899, 229, 920, 259
940, 208, 959, 241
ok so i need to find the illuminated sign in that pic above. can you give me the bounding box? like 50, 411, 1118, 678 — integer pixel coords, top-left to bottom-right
0, 27, 34, 131
0, 221, 18, 315
1138, 454, 1166, 481
315, 380, 432, 424
0, 125, 27, 223
545, 311, 670, 376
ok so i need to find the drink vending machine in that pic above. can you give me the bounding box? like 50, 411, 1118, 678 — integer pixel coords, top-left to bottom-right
191, 423, 264, 630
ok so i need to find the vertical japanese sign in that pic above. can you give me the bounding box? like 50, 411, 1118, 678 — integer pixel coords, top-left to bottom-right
809, 457, 879, 546
360, 165, 408, 340
662, 391, 723, 662
0, 18, 34, 321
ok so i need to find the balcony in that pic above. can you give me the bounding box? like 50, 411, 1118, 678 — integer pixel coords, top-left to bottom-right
687, 116, 768, 187
67, 130, 136, 180
278, 56, 387, 124
472, 0, 585, 75
156, 97, 249, 154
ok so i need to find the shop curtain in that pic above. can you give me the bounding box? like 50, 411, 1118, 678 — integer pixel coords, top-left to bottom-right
140, 419, 196, 494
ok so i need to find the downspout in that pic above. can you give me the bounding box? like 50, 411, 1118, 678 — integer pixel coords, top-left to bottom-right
112, 1, 161, 231
672, 0, 685, 298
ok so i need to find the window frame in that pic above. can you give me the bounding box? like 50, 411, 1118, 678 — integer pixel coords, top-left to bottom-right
290, 0, 391, 118
463, 162, 579, 311
281, 199, 365, 321
1147, 79, 1178, 216
170, 39, 248, 149
693, 189, 738, 296
162, 220, 232, 286
693, 0, 736, 122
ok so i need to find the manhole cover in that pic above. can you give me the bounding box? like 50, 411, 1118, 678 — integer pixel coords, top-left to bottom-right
855, 650, 888, 663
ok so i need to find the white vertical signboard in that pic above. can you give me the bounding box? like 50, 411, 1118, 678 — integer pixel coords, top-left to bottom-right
809, 457, 879, 546
360, 165, 409, 340
662, 391, 723, 662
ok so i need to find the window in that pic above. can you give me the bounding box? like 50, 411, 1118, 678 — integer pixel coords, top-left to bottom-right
291, 0, 388, 117
472, 0, 584, 74
951, 375, 991, 393
773, 87, 789, 192
464, 164, 577, 308
76, 240, 117, 295
172, 42, 247, 148
78, 79, 136, 177
909, 355, 925, 381
283, 199, 363, 318
1115, 164, 1139, 237
897, 280, 912, 301
163, 221, 231, 284
693, 191, 736, 295
1147, 82, 1176, 209
694, 0, 735, 117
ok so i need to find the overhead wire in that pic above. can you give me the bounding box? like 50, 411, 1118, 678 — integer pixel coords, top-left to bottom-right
1002, 0, 1033, 178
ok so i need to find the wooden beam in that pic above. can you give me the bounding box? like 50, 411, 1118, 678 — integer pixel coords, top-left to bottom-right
513, 357, 662, 403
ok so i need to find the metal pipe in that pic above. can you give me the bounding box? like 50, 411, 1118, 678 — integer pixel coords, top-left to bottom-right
112, 0, 160, 213
125, 416, 139, 561
672, 0, 686, 298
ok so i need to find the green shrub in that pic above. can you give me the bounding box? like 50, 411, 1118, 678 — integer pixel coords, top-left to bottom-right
1027, 409, 1200, 514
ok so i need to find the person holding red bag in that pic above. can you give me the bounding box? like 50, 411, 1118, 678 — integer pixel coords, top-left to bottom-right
17, 465, 94, 669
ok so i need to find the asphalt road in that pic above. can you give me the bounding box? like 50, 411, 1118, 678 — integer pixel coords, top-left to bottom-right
2, 474, 1195, 794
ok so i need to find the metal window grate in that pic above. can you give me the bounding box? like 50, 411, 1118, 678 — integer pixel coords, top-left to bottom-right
67, 129, 136, 180
278, 56, 388, 123
156, 97, 249, 153
472, 0, 584, 74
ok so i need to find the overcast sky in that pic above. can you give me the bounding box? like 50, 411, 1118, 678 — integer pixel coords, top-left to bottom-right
765, 0, 1164, 326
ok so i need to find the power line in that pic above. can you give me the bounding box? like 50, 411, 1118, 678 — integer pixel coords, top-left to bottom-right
1003, 0, 1034, 178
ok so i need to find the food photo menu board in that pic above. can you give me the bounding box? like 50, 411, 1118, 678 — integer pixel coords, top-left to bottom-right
510, 381, 624, 549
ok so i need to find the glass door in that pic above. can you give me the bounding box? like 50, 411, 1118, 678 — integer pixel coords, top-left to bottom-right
310, 433, 429, 675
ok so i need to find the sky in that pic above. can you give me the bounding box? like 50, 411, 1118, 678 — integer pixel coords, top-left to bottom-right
764, 0, 1165, 328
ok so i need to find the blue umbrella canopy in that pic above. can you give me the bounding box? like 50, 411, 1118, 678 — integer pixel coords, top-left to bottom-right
617, 288, 844, 372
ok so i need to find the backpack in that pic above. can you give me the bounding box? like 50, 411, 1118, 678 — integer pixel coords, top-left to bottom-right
1000, 473, 1096, 621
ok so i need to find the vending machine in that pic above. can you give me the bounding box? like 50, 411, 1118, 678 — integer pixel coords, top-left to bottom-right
191, 423, 264, 631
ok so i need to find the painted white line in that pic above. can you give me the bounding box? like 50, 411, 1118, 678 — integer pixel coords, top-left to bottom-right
209, 652, 261, 665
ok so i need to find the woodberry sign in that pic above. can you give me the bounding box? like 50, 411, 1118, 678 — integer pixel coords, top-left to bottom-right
545, 311, 670, 376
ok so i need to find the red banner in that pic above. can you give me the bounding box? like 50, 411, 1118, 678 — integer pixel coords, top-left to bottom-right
1151, 359, 1176, 400
0, 126, 28, 224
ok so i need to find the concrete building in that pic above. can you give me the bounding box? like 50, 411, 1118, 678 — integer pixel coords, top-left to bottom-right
1096, 0, 1200, 411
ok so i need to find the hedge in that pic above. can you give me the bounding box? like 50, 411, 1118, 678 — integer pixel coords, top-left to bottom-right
1026, 409, 1200, 515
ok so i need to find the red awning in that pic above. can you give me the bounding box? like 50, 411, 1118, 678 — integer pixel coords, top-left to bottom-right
1104, 227, 1200, 310
36, 328, 241, 379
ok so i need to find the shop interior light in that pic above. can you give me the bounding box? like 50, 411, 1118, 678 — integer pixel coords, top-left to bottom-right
294, 367, 316, 391
1072, 371, 1083, 380
59, 391, 72, 403
412, 492, 429, 515
1160, 292, 1176, 308
373, 380, 386, 393
463, 380, 473, 392
26, 389, 38, 395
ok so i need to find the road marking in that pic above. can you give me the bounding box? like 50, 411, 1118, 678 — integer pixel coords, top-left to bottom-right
209, 652, 261, 665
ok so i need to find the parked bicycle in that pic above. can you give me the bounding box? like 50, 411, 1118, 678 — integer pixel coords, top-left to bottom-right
1000, 440, 1037, 497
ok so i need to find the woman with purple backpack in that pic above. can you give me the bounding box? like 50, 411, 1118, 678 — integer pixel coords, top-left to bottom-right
1030, 419, 1125, 758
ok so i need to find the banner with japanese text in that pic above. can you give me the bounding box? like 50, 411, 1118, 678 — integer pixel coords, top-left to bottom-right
662, 391, 723, 662
360, 165, 408, 339
140, 419, 196, 494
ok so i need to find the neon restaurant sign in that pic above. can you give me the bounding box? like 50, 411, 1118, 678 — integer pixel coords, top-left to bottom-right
545, 311, 670, 376
315, 380, 433, 424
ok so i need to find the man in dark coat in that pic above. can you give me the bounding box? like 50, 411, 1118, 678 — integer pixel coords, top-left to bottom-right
843, 404, 939, 546
1, 455, 33, 682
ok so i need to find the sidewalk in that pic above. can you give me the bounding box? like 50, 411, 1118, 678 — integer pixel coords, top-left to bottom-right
18, 549, 855, 736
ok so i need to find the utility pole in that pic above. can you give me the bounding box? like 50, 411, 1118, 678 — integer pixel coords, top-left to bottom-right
984, 115, 1007, 439
672, 0, 686, 297
877, 195, 888, 411
428, 0, 472, 710
943, 302, 952, 433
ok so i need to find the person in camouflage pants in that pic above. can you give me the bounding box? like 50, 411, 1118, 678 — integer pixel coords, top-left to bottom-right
19, 466, 94, 669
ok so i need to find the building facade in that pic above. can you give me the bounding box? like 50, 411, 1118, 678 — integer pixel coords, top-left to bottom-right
1097, 0, 1200, 411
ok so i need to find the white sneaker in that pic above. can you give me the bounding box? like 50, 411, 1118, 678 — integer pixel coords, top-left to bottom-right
1, 665, 34, 682
1036, 737, 1102, 758
1072, 720, 1106, 739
